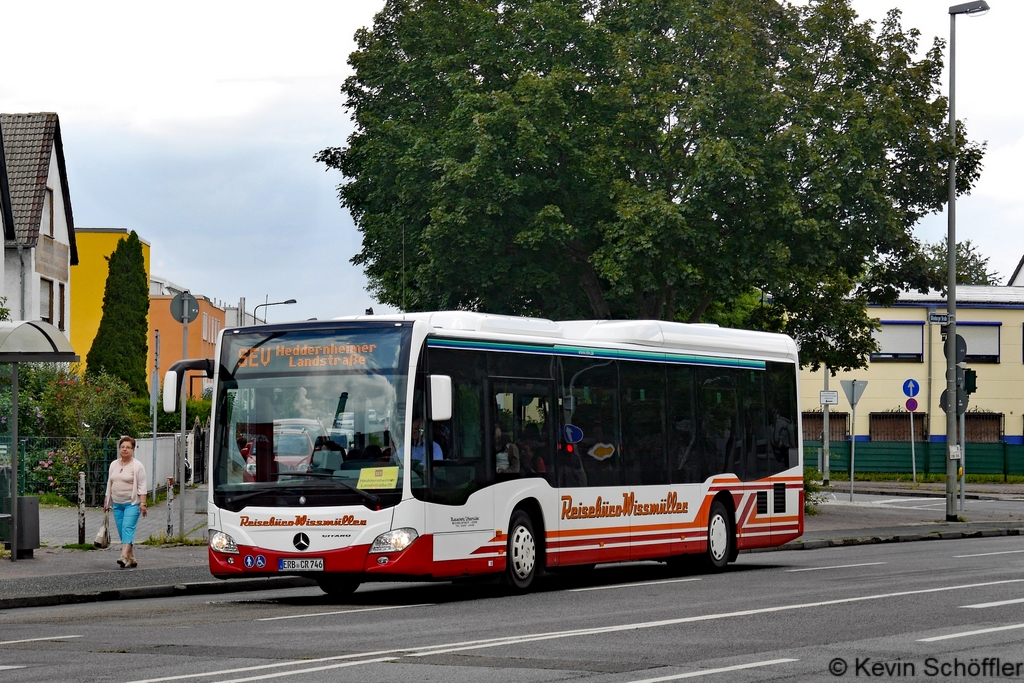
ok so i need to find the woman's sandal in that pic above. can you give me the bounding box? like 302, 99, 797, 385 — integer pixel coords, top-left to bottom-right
127, 560, 138, 568
117, 557, 127, 568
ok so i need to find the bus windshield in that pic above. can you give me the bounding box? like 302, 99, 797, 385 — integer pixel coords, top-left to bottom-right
212, 323, 413, 511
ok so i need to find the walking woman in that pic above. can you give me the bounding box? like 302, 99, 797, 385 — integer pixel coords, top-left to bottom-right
103, 435, 148, 568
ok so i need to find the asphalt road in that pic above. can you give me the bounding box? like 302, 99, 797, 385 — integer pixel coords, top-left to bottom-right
3, 531, 1024, 682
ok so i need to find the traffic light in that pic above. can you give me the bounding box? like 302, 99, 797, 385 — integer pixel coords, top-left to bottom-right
964, 368, 978, 395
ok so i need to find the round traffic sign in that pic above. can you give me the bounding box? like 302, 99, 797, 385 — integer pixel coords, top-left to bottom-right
943, 334, 967, 363
906, 398, 918, 412
903, 379, 920, 398
939, 388, 968, 416
170, 292, 199, 324
562, 424, 584, 444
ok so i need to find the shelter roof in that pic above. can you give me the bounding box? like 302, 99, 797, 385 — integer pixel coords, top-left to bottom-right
0, 320, 78, 363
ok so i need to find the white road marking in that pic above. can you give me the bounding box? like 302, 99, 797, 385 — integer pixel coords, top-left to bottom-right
786, 562, 886, 573
128, 578, 1024, 683
570, 578, 702, 592
919, 623, 1024, 642
876, 498, 944, 504
256, 603, 433, 621
129, 650, 410, 683
0, 666, 27, 670
627, 658, 799, 683
0, 635, 82, 646
961, 597, 1024, 609
215, 658, 396, 683
955, 549, 1024, 558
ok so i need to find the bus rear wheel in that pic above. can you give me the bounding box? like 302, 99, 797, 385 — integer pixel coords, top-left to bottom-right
502, 510, 539, 592
704, 501, 733, 572
316, 575, 361, 597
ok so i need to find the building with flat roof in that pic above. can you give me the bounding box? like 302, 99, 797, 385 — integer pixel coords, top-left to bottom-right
800, 285, 1024, 477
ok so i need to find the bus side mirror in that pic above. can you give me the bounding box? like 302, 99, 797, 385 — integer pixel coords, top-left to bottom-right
163, 369, 181, 413
429, 375, 452, 422
162, 359, 216, 413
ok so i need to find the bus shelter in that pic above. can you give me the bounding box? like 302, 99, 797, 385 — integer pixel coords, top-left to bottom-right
0, 321, 78, 561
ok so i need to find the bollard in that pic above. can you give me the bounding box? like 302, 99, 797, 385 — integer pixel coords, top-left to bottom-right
78, 472, 86, 545
166, 477, 174, 538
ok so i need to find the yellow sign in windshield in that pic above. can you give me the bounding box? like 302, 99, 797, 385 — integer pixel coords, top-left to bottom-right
357, 466, 399, 490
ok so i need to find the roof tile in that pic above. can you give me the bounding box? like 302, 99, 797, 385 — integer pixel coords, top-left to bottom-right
0, 112, 58, 246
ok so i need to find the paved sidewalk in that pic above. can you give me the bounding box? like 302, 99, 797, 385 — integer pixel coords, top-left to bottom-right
2, 483, 1023, 610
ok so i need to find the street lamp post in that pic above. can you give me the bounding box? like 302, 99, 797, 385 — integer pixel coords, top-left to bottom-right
253, 298, 297, 324
945, 1, 989, 522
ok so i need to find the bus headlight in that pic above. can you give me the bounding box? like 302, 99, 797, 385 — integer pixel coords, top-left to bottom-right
370, 528, 419, 553
209, 530, 239, 554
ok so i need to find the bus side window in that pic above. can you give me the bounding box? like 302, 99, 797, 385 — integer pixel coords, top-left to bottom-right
620, 361, 667, 486
668, 366, 698, 484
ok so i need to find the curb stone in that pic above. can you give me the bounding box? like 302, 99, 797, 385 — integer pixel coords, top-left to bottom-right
743, 526, 1021, 554
0, 576, 317, 611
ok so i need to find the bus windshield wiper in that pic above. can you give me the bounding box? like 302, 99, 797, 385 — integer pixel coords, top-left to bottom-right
222, 485, 304, 505
285, 472, 381, 504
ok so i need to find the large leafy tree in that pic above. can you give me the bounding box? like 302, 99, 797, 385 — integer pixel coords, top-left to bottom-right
319, 0, 983, 371
86, 231, 149, 395
924, 238, 1000, 286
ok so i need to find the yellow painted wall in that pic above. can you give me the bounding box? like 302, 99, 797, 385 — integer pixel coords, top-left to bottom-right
800, 303, 1024, 440
69, 229, 151, 371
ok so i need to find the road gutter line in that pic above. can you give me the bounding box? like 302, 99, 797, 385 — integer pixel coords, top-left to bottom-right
627, 658, 799, 683
569, 578, 702, 592
960, 597, 1024, 609
919, 623, 1024, 642
0, 635, 82, 646
955, 549, 1024, 558
256, 603, 434, 621
786, 562, 886, 572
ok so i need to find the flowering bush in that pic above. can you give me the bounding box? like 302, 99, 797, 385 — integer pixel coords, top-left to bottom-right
0, 391, 47, 437
29, 446, 86, 500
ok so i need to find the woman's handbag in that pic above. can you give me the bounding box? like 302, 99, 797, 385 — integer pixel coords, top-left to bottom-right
95, 510, 111, 548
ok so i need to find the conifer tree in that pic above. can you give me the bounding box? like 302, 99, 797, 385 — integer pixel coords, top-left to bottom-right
86, 231, 149, 395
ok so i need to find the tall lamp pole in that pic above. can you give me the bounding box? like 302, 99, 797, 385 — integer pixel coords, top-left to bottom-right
253, 298, 297, 324
945, 1, 989, 522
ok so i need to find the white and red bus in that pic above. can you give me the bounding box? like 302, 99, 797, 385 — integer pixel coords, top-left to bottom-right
165, 312, 802, 595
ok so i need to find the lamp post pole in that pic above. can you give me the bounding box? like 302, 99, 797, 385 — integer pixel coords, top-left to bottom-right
945, 1, 989, 522
253, 299, 297, 324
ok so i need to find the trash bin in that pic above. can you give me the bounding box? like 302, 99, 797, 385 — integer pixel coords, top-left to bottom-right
194, 485, 207, 514
3, 496, 40, 559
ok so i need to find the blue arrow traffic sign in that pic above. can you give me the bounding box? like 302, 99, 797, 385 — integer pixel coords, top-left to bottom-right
903, 379, 920, 398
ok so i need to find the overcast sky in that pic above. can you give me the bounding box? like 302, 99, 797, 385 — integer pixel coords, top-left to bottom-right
1, 1, 1019, 324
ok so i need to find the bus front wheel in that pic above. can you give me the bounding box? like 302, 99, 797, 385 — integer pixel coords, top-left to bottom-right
502, 510, 539, 592
317, 575, 361, 597
705, 501, 733, 572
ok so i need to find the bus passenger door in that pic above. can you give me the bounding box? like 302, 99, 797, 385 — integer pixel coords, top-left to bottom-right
490, 380, 557, 554
621, 362, 682, 561
423, 377, 496, 576
556, 359, 629, 566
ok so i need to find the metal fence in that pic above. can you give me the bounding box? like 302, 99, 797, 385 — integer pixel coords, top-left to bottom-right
4, 436, 118, 506
869, 412, 928, 442
2, 429, 210, 508
801, 412, 849, 443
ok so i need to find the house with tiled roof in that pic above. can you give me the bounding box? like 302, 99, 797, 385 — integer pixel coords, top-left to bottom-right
0, 113, 78, 330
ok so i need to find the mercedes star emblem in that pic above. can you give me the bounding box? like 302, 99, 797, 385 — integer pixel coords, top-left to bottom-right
293, 533, 310, 551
